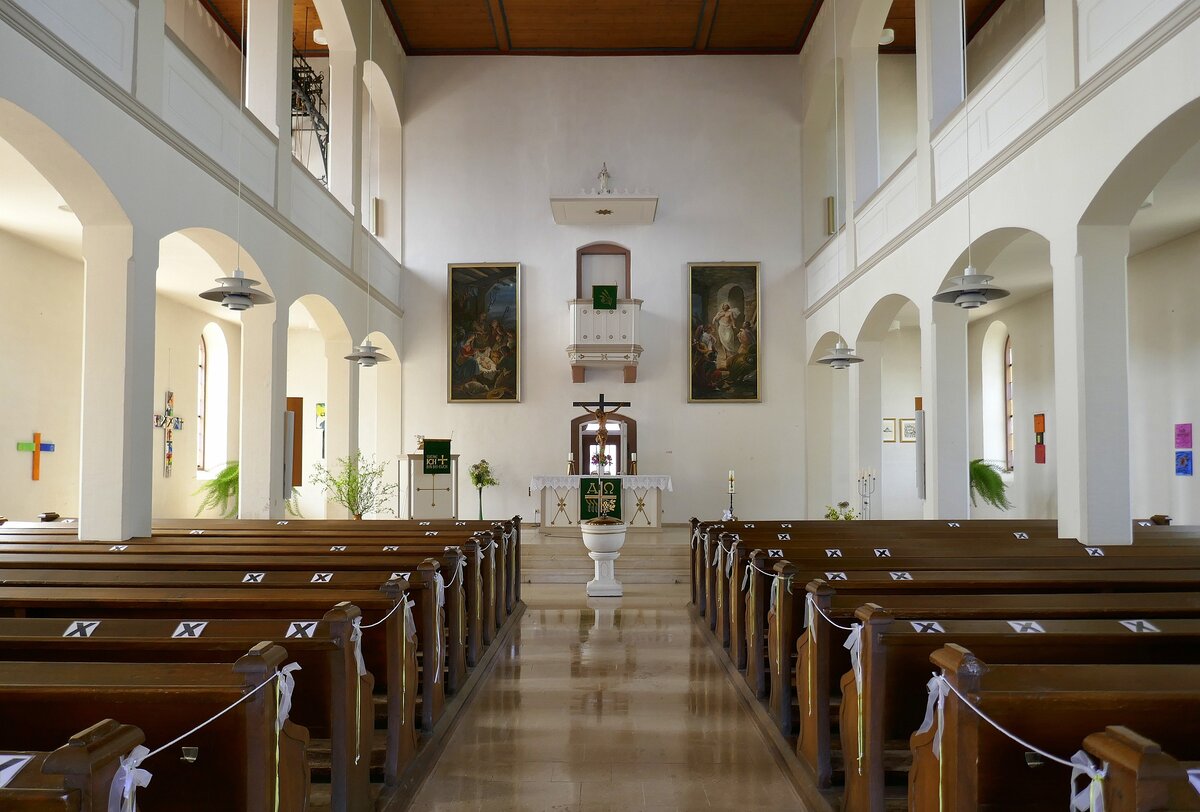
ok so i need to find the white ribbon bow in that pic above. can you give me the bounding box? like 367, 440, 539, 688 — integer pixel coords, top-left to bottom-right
715, 544, 724, 574
690, 527, 700, 549
915, 674, 950, 758
803, 593, 814, 630
725, 547, 736, 577
1188, 769, 1200, 796
844, 623, 864, 694
741, 563, 751, 592
435, 571, 446, 608
403, 597, 417, 642
276, 662, 302, 732
768, 575, 779, 619
108, 744, 151, 812
703, 540, 711, 567
432, 573, 445, 683
1070, 751, 1107, 812
349, 618, 368, 677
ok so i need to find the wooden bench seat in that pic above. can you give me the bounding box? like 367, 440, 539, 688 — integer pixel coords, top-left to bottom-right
0, 642, 309, 812
0, 604, 398, 812
1082, 726, 1200, 810
0, 719, 143, 812
910, 645, 1200, 810
835, 608, 1200, 811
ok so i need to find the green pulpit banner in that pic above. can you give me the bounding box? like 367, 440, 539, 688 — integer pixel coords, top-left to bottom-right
592, 285, 618, 311
423, 439, 452, 475
579, 477, 622, 521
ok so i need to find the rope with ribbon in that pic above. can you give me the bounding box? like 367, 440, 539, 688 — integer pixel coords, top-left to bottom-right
801, 593, 864, 772
917, 672, 1108, 811
110, 663, 300, 812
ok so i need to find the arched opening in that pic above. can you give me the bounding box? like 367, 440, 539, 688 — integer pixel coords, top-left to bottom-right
978, 320, 1010, 466
0, 99, 132, 535
362, 59, 403, 258
198, 322, 232, 475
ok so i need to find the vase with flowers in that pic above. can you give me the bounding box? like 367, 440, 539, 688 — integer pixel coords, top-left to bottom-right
468, 459, 499, 520
590, 451, 613, 475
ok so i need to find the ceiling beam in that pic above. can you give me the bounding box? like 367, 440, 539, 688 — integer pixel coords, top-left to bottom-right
486, 0, 511, 52
694, 0, 718, 51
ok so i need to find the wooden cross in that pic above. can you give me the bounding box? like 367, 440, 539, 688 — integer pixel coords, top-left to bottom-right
16, 432, 55, 481
153, 391, 184, 478
573, 394, 631, 469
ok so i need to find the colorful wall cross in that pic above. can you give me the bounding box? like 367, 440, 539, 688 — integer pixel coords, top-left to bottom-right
16, 432, 55, 481
153, 391, 184, 478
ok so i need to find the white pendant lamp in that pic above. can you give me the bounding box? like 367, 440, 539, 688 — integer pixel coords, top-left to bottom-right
199, 0, 274, 312
346, 0, 388, 367
934, 14, 1009, 311
815, 0, 862, 370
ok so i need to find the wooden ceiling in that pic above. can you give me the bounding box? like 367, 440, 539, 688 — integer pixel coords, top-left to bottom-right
196, 0, 1010, 59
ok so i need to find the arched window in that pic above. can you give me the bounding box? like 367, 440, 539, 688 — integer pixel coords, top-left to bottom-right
197, 335, 207, 471
1005, 336, 1015, 471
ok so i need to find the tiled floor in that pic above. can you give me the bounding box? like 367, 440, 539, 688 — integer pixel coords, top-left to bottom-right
409, 583, 807, 811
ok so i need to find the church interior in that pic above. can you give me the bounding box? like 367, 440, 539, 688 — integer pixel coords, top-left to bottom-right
2, 0, 1200, 809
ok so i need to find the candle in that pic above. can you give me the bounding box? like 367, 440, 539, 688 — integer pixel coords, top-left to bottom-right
631, 452, 637, 462
728, 469, 735, 494
568, 453, 574, 462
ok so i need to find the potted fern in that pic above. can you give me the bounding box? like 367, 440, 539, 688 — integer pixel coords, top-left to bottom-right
468, 459, 499, 520
970, 459, 1013, 511
194, 461, 302, 517
310, 451, 397, 519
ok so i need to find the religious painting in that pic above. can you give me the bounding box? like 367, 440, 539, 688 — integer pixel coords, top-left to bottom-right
448, 263, 521, 402
900, 418, 917, 443
688, 262, 760, 402
882, 418, 897, 443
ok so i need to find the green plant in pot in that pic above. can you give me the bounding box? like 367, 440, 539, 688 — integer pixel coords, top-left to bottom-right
468, 459, 499, 520
970, 458, 1013, 511
824, 501, 857, 521
310, 451, 397, 519
194, 461, 303, 518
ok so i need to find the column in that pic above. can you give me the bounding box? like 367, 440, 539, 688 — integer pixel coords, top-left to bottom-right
132, 0, 165, 114
847, 45, 881, 207
921, 304, 970, 519
323, 338, 359, 518
326, 49, 362, 213
78, 225, 152, 541
1052, 228, 1133, 544
921, 0, 966, 132
853, 341, 885, 518
239, 306, 288, 519
245, 0, 287, 137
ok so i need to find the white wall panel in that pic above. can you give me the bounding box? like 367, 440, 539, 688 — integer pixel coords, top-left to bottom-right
291, 165, 353, 267
1078, 0, 1187, 82
854, 158, 920, 264
15, 0, 135, 90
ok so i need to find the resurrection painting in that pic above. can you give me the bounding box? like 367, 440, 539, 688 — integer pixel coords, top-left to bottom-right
448, 263, 520, 402
688, 263, 760, 402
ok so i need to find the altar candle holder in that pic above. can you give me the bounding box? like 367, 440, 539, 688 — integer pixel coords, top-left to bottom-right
857, 470, 877, 520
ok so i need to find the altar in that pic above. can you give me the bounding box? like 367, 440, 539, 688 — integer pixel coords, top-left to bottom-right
530, 474, 673, 528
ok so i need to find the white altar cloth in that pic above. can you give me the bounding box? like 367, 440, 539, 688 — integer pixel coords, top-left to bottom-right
529, 475, 673, 492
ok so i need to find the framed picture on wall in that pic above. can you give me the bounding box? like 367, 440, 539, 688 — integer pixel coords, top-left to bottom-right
899, 418, 917, 443
688, 262, 760, 402
448, 263, 521, 402
882, 418, 897, 443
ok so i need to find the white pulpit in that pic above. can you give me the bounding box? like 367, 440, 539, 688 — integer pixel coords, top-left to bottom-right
530, 475, 673, 528
405, 454, 459, 519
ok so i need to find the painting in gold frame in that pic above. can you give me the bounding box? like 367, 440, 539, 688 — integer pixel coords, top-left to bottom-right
688, 262, 760, 402
448, 263, 521, 402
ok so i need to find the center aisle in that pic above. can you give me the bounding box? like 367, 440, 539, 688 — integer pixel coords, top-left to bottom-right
409, 583, 807, 811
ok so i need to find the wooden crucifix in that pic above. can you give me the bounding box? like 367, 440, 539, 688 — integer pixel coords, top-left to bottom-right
573, 394, 631, 471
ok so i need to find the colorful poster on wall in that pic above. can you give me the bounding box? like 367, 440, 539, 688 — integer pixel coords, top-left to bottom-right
315, 403, 326, 430
1176, 423, 1192, 449
1176, 450, 1193, 477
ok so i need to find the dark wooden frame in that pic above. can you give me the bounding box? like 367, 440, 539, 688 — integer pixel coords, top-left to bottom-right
576, 242, 631, 299
569, 414, 637, 475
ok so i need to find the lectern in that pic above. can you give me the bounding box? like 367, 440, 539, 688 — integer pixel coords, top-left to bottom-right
404, 454, 459, 519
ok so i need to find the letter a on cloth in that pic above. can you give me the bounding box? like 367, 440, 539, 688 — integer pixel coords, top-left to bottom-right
1070, 751, 1106, 812
108, 744, 151, 812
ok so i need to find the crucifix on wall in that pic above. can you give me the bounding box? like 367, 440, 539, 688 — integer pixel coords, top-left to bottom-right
16, 431, 55, 481
154, 391, 184, 478
573, 393, 631, 475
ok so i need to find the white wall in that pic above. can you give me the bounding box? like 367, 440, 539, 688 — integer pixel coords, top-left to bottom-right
967, 291, 1056, 519
1128, 230, 1200, 522
0, 230, 82, 520
966, 0, 1045, 91
402, 56, 804, 523
152, 298, 242, 518
287, 326, 330, 518
165, 0, 242, 99
877, 54, 917, 182
881, 327, 923, 518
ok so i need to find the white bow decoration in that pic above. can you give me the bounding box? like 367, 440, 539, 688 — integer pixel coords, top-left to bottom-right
741, 564, 751, 593
803, 593, 814, 630
349, 617, 368, 677
1070, 750, 1107, 812
432, 573, 445, 683
844, 623, 864, 694
915, 674, 950, 759
108, 744, 151, 812
725, 547, 736, 577
403, 597, 418, 642
276, 662, 302, 732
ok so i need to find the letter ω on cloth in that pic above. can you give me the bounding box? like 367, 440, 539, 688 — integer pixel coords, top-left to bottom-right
108, 744, 151, 812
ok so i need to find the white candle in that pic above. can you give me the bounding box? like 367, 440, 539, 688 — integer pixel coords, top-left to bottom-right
568, 453, 574, 462
631, 452, 637, 462
728, 470, 736, 494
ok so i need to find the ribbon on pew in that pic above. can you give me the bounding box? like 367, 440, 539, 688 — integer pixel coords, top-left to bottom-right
108, 744, 151, 812
1189, 769, 1200, 795
920, 672, 1108, 811
715, 544, 724, 580
276, 662, 302, 732
844, 624, 864, 775
802, 594, 859, 719
350, 618, 368, 765
433, 572, 445, 683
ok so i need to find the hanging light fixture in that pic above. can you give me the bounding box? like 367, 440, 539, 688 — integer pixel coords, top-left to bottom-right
346, 0, 389, 367
199, 0, 274, 312
815, 0, 863, 370
933, 12, 1009, 311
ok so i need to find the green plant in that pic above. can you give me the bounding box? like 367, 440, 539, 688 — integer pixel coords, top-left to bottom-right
195, 461, 241, 518
310, 451, 397, 518
468, 459, 499, 520
194, 461, 302, 518
970, 458, 1013, 510
824, 501, 857, 521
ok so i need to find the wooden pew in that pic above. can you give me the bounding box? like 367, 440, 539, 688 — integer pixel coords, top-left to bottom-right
909, 645, 1200, 811
837, 608, 1200, 812
0, 642, 310, 812
0, 719, 143, 812
0, 604, 396, 812
1083, 726, 1200, 810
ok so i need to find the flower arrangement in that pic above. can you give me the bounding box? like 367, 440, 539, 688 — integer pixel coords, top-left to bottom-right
310, 451, 397, 518
590, 452, 613, 471
468, 459, 499, 520
824, 501, 857, 521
